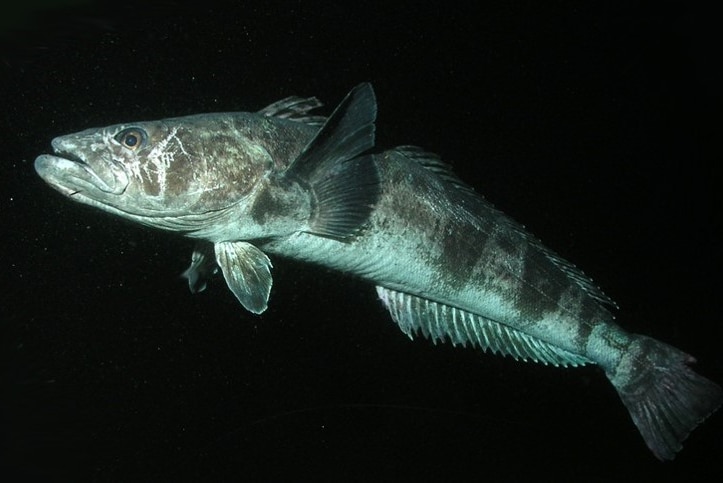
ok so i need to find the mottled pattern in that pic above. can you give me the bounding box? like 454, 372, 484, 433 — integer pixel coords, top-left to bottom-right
515, 249, 571, 320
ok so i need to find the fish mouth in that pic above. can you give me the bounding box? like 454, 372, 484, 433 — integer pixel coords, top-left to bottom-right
34, 151, 129, 197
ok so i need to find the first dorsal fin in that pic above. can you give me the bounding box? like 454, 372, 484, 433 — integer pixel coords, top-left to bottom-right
258, 95, 326, 126
376, 286, 592, 367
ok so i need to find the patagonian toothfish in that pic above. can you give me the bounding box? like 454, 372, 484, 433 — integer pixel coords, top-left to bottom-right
34, 83, 721, 459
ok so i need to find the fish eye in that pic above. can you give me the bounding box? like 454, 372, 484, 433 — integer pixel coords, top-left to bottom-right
114, 127, 147, 151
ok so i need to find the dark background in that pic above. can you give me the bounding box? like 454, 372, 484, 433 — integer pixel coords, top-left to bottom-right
1, 1, 721, 481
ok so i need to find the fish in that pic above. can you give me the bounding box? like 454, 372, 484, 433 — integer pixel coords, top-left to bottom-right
34, 83, 721, 460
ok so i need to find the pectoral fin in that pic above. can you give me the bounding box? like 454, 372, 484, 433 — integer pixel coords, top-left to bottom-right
214, 241, 273, 314
283, 82, 379, 239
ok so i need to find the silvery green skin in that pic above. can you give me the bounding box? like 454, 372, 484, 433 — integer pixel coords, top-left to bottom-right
35, 83, 721, 460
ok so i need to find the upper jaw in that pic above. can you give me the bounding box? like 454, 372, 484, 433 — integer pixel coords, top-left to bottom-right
53, 145, 88, 167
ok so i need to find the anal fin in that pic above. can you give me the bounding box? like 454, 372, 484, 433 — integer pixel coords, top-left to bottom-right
376, 286, 591, 367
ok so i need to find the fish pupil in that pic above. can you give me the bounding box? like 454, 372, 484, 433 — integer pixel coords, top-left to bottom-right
124, 134, 138, 147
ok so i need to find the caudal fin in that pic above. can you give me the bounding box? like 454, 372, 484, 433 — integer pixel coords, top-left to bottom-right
608, 336, 722, 460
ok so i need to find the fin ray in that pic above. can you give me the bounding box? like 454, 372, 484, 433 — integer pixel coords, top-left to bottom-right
181, 242, 219, 293
395, 145, 617, 309
258, 95, 326, 126
214, 241, 273, 314
376, 286, 591, 367
609, 336, 723, 460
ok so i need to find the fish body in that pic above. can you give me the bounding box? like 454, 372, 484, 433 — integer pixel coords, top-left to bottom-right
35, 83, 721, 459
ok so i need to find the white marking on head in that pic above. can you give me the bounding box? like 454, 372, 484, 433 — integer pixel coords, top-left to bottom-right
143, 127, 180, 195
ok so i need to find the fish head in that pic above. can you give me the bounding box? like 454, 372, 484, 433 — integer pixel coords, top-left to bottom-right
34, 114, 272, 232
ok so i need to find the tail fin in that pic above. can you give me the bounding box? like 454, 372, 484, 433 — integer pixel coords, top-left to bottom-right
607, 336, 722, 460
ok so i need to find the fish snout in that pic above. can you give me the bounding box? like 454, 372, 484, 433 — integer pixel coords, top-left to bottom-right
51, 135, 77, 155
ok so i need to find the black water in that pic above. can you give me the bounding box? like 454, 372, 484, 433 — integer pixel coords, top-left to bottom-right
2, 1, 721, 480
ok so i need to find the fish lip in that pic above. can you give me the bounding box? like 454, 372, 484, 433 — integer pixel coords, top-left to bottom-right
54, 149, 88, 167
